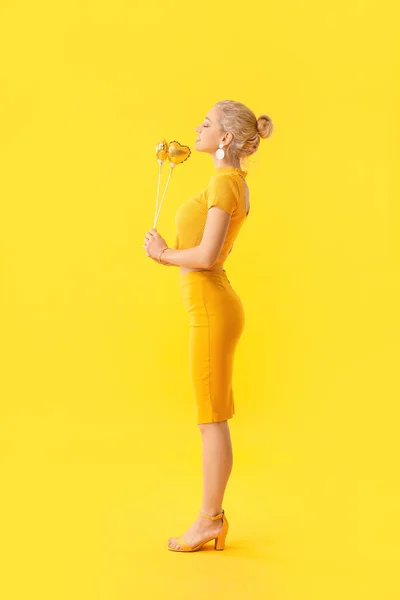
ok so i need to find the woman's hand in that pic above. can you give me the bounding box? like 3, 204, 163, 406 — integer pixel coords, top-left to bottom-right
142, 228, 168, 263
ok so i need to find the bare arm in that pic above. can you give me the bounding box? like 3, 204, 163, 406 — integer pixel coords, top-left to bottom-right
159, 245, 208, 269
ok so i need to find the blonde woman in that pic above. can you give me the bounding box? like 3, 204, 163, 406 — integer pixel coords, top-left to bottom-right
143, 100, 273, 552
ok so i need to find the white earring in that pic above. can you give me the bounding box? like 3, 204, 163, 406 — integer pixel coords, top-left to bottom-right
216, 143, 225, 160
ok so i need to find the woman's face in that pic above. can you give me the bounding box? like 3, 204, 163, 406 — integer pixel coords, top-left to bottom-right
194, 106, 224, 153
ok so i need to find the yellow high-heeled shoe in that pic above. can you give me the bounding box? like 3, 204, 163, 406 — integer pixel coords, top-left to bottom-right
168, 509, 229, 552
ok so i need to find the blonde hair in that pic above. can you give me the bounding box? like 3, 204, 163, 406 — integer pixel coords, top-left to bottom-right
214, 100, 273, 169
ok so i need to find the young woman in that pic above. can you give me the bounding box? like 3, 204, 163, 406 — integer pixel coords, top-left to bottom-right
143, 100, 273, 552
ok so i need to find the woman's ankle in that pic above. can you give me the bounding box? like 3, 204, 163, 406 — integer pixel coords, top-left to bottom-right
200, 508, 223, 517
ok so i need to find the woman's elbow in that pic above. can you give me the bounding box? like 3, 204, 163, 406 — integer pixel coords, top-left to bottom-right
203, 254, 217, 270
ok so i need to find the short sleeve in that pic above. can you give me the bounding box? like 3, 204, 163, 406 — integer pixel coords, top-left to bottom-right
207, 175, 239, 216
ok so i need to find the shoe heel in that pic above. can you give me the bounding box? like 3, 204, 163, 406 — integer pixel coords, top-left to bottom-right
214, 534, 226, 551
199, 509, 229, 551
214, 517, 228, 551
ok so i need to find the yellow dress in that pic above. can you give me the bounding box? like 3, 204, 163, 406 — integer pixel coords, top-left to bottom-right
174, 166, 249, 424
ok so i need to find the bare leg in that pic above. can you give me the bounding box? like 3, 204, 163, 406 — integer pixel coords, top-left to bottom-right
168, 420, 233, 550
200, 420, 233, 513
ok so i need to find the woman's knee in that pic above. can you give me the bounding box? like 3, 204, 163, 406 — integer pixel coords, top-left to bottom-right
198, 420, 227, 434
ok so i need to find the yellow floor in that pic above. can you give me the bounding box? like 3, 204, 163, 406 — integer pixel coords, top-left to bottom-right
1, 409, 399, 600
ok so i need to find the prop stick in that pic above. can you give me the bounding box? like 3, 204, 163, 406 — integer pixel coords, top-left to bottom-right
154, 165, 174, 228
153, 140, 191, 228
154, 139, 169, 228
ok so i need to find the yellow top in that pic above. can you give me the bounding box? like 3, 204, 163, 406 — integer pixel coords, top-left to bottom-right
172, 166, 249, 269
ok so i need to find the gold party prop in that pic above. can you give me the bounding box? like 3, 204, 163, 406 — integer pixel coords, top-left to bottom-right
156, 139, 169, 162
167, 141, 191, 166
153, 140, 191, 228
154, 139, 169, 229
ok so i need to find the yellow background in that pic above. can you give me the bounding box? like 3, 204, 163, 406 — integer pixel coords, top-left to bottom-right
1, 1, 399, 598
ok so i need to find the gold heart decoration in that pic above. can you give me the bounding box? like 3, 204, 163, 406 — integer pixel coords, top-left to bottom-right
155, 139, 169, 162
168, 141, 191, 166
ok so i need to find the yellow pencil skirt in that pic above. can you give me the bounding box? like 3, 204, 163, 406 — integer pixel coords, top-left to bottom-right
178, 270, 245, 424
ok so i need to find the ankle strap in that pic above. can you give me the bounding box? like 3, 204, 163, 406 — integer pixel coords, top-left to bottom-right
200, 509, 224, 520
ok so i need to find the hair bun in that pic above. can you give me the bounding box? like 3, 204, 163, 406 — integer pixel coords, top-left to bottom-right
256, 114, 273, 139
